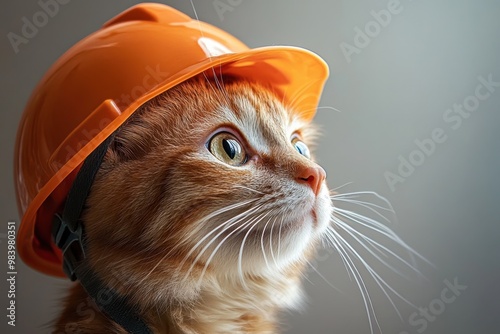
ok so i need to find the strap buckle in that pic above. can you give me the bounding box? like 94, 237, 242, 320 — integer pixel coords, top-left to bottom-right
51, 213, 85, 281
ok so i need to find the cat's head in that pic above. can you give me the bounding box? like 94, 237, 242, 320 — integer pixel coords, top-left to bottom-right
83, 74, 331, 295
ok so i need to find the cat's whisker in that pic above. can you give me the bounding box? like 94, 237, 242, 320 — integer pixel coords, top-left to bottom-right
331, 198, 395, 217
179, 199, 257, 258
332, 198, 393, 224
183, 215, 255, 280
337, 221, 419, 309
297, 105, 344, 116
196, 211, 263, 286
318, 105, 343, 113
332, 191, 396, 214
331, 194, 395, 213
280, 85, 289, 110
325, 227, 380, 334
322, 226, 352, 281
211, 67, 233, 107
202, 69, 231, 108
183, 199, 258, 243
283, 79, 320, 112
136, 201, 257, 287
323, 187, 437, 332
330, 181, 354, 193
332, 217, 423, 280
305, 259, 343, 293
269, 216, 279, 268
138, 251, 173, 287
334, 208, 418, 272
238, 210, 272, 289
277, 216, 284, 260
333, 208, 403, 246
232, 185, 267, 195
332, 217, 397, 263
216, 63, 233, 104
200, 210, 269, 288
188, 0, 232, 112
297, 260, 315, 286
260, 216, 273, 271
291, 91, 337, 121
333, 208, 431, 267
189, 0, 225, 100
186, 204, 263, 282
333, 229, 411, 321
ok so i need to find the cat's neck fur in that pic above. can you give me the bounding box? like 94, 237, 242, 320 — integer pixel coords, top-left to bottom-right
162, 272, 303, 333
56, 264, 306, 334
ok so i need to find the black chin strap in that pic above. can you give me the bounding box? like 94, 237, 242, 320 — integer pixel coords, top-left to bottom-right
52, 135, 153, 334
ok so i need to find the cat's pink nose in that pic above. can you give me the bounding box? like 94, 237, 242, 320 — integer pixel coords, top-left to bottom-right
296, 166, 326, 196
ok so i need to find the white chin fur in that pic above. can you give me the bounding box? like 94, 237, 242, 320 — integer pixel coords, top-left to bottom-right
213, 188, 331, 277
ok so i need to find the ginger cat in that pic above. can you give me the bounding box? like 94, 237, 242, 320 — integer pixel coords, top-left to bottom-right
53, 74, 331, 333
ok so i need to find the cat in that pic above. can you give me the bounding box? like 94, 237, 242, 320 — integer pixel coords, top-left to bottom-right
53, 74, 332, 333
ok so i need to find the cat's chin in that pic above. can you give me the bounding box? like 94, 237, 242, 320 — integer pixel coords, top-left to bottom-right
212, 193, 332, 277
269, 191, 332, 268
311, 189, 332, 235
280, 187, 331, 236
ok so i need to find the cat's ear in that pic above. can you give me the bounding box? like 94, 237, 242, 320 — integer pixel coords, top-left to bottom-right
109, 116, 152, 162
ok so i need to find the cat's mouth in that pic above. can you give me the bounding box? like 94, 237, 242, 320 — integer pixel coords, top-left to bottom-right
251, 205, 326, 236
271, 195, 330, 234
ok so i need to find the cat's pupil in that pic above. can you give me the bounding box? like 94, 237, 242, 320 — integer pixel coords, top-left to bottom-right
222, 139, 238, 159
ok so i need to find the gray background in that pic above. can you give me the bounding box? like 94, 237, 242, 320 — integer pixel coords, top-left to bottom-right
1, 0, 499, 333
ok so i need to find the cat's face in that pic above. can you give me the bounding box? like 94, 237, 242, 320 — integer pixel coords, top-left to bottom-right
84, 75, 331, 285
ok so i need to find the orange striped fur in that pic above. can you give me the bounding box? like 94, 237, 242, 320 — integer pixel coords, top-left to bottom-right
53, 74, 331, 333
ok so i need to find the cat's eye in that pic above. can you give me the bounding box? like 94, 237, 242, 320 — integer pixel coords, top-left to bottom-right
292, 136, 310, 159
208, 132, 247, 166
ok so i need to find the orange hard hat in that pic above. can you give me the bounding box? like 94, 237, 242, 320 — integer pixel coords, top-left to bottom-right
14, 3, 329, 277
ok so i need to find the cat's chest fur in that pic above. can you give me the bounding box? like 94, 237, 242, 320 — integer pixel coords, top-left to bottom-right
164, 274, 302, 334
